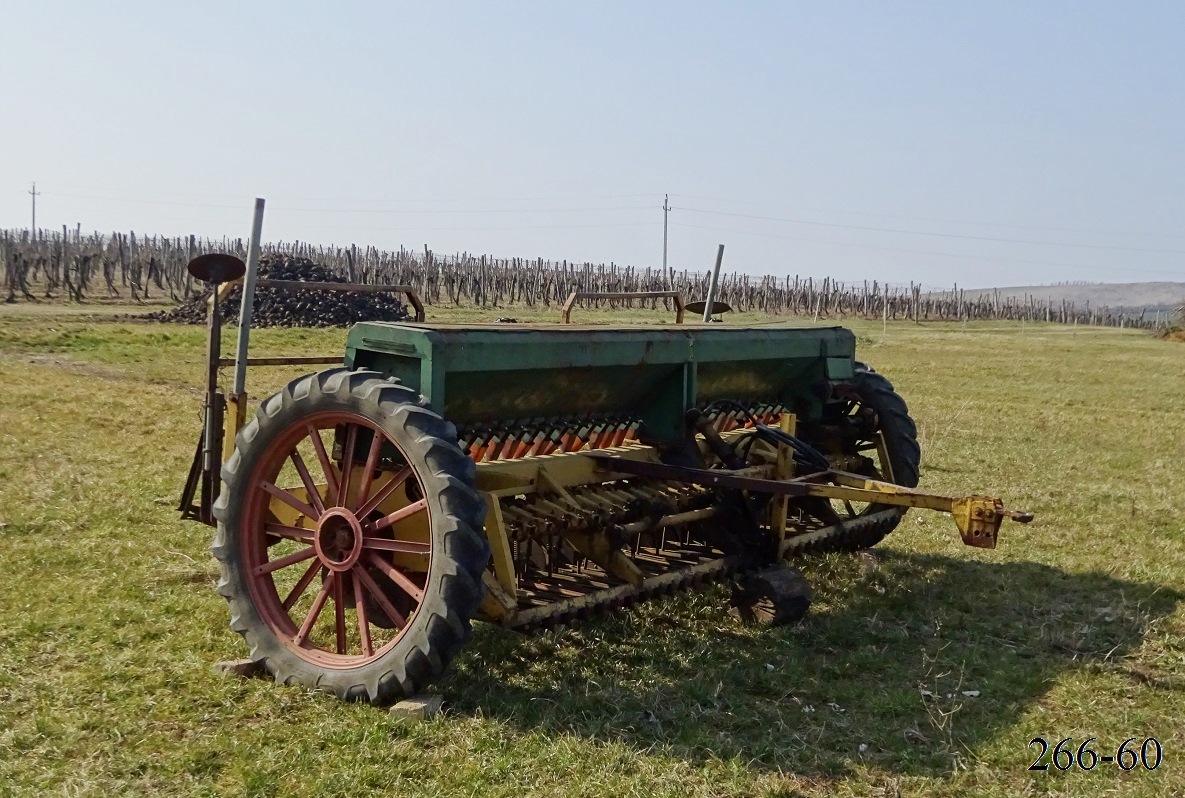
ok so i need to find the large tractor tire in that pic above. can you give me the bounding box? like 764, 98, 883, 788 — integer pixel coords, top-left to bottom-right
212, 368, 489, 704
788, 364, 921, 554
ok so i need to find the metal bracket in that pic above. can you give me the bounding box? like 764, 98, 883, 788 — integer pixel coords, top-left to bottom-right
561, 290, 685, 324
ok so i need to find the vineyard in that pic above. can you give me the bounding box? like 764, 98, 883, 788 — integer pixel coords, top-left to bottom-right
0, 227, 1162, 328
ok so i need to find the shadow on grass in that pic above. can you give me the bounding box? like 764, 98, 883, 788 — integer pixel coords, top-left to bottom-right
442, 552, 1182, 778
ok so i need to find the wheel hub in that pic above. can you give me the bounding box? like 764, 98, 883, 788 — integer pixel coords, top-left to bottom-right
314, 508, 364, 572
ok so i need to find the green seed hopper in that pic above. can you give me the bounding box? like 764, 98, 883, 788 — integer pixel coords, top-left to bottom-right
344, 322, 857, 444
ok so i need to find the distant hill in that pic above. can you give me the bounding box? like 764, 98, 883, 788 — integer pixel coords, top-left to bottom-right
961, 282, 1184, 316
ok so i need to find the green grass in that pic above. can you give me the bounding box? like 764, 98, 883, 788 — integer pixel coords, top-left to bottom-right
1, 302, 1183, 797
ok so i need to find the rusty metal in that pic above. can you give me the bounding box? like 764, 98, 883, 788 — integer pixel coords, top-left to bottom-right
215, 356, 344, 367
588, 454, 1032, 549
187, 253, 246, 284
560, 290, 685, 323
950, 496, 1033, 548
685, 299, 732, 319
179, 255, 233, 523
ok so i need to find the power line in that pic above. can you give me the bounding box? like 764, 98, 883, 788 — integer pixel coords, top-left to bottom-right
38, 190, 658, 215
668, 221, 1185, 279
273, 205, 656, 215
37, 188, 663, 210
270, 220, 662, 234
669, 192, 1185, 242
39, 192, 245, 209
670, 206, 1185, 256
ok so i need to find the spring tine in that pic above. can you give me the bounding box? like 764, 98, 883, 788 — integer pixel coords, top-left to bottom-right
512, 428, 536, 459
558, 419, 579, 452
519, 418, 549, 458
622, 420, 639, 443
465, 439, 481, 459
481, 438, 501, 461
545, 422, 570, 454
498, 423, 521, 459
530, 419, 554, 457
476, 429, 493, 461
593, 419, 615, 449
583, 420, 604, 450
528, 422, 554, 456
484, 429, 505, 462
608, 419, 628, 448
566, 419, 593, 452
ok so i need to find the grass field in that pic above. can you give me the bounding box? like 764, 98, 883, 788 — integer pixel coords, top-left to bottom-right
1, 302, 1182, 797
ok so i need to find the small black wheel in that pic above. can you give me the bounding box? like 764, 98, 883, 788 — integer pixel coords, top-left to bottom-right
212, 368, 489, 704
730, 565, 813, 626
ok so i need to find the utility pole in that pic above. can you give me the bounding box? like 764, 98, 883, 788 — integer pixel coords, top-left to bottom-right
29, 182, 40, 232
662, 193, 670, 288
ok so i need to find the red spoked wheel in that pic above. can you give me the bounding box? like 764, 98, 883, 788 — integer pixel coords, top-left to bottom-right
213, 369, 489, 704
244, 411, 433, 666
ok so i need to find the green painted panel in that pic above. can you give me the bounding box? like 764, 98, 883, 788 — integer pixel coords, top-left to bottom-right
344, 322, 858, 441
826, 356, 856, 380
441, 363, 686, 424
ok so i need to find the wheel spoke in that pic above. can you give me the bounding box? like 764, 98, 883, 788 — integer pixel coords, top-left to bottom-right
353, 429, 386, 511
355, 466, 413, 519
333, 572, 347, 655
354, 565, 408, 629
260, 481, 320, 522
253, 545, 317, 576
282, 560, 323, 611
264, 523, 314, 543
294, 572, 335, 646
336, 424, 358, 507
352, 567, 373, 657
306, 424, 339, 498
364, 551, 425, 603
290, 449, 326, 516
369, 498, 428, 534
361, 537, 430, 554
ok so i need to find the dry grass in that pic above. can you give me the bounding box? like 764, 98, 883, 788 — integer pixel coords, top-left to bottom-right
1, 303, 1183, 797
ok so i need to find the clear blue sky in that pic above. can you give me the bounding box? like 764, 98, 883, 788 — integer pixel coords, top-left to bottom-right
3, 1, 1182, 288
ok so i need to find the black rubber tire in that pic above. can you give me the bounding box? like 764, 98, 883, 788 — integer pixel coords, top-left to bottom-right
211, 368, 489, 704
853, 364, 920, 491
788, 364, 921, 554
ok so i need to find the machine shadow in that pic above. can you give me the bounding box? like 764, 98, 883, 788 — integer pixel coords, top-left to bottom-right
441, 552, 1182, 778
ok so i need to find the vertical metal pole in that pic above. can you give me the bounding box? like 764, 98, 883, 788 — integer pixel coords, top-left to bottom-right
200, 283, 225, 522
232, 198, 266, 396
702, 244, 724, 323
661, 193, 670, 286
883, 284, 888, 336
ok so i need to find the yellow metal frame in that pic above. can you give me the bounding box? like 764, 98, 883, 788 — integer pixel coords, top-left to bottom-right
240, 405, 1031, 628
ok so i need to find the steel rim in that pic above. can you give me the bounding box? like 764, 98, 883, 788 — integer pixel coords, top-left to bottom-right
241, 410, 433, 668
